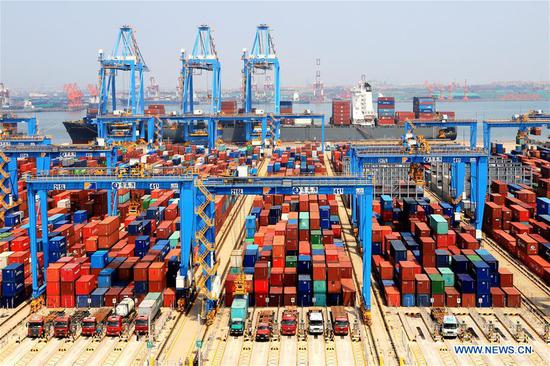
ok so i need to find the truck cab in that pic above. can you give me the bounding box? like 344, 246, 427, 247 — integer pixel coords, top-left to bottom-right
308, 310, 324, 335
135, 315, 149, 335
27, 315, 46, 338
53, 315, 71, 338
330, 307, 350, 336
280, 310, 298, 336
441, 315, 459, 338
229, 297, 248, 336
106, 315, 123, 337
81, 316, 98, 337
255, 322, 271, 341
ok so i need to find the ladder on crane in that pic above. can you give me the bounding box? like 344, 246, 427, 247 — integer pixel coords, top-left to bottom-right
0, 151, 18, 224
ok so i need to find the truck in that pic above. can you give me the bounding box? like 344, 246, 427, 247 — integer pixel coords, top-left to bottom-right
307, 309, 324, 335
27, 314, 53, 338
330, 306, 350, 336
135, 292, 162, 336
255, 310, 274, 342
229, 296, 249, 336
53, 315, 72, 338
441, 315, 460, 338
106, 298, 136, 337
81, 308, 112, 337
280, 308, 298, 336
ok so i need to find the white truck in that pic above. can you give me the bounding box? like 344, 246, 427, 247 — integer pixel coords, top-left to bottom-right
441, 315, 459, 338
307, 309, 324, 335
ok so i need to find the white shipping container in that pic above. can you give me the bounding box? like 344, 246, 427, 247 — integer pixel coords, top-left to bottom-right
0, 251, 14, 269
230, 250, 243, 268
138, 296, 162, 319
115, 298, 135, 317
237, 166, 248, 177
57, 199, 71, 209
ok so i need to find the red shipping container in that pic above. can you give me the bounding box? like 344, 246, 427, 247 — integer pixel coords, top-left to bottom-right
400, 280, 415, 294
47, 295, 61, 308
327, 262, 341, 280
384, 286, 401, 307
149, 280, 166, 292
163, 288, 176, 307
61, 263, 81, 282
399, 261, 421, 281
341, 278, 356, 306
60, 281, 75, 296
461, 293, 476, 307
97, 230, 119, 249
490, 287, 505, 307
432, 293, 445, 307
75, 275, 97, 295
498, 268, 513, 287
149, 261, 166, 281
283, 267, 297, 286
61, 295, 75, 308
254, 262, 270, 280
312, 263, 326, 280
445, 287, 460, 307
255, 292, 268, 307
414, 274, 429, 294
134, 262, 150, 281
284, 287, 297, 306
104, 287, 123, 306
10, 236, 29, 251
46, 262, 65, 282
46, 281, 60, 296
339, 261, 353, 279
269, 286, 284, 307
270, 267, 284, 286
327, 280, 342, 294
414, 222, 430, 238
502, 287, 521, 307
98, 216, 120, 235
517, 233, 538, 255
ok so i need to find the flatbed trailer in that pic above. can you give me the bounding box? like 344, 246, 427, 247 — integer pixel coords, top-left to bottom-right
255, 310, 275, 342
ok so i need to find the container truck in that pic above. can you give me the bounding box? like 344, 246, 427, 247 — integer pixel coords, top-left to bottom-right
27, 314, 53, 338
53, 315, 72, 338
81, 308, 112, 337
255, 310, 274, 342
229, 296, 249, 336
330, 306, 350, 336
307, 309, 324, 335
280, 308, 298, 336
106, 298, 136, 337
135, 292, 162, 336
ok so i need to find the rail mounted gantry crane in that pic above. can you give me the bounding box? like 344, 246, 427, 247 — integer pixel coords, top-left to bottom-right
26, 173, 373, 321
482, 119, 550, 151
0, 135, 52, 146
349, 144, 489, 238
0, 115, 39, 136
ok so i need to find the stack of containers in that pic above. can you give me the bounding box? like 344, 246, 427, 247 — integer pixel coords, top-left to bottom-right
372, 195, 521, 308
331, 99, 351, 126
221, 100, 238, 115
1, 263, 25, 308
377, 97, 395, 125
268, 144, 326, 176
413, 96, 435, 119
395, 111, 416, 125
280, 101, 293, 125
485, 179, 550, 286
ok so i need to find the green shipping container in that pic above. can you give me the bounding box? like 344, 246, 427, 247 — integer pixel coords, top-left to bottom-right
310, 230, 322, 245
244, 238, 254, 245
169, 231, 180, 248
428, 274, 445, 294
229, 267, 241, 275
313, 280, 326, 293
141, 195, 151, 210
429, 214, 448, 234
312, 244, 324, 251
313, 292, 326, 306
299, 212, 309, 220
285, 256, 297, 268
438, 268, 455, 287
299, 220, 309, 230
466, 255, 482, 262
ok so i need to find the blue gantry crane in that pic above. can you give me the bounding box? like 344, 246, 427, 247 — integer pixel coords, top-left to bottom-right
25, 173, 374, 318
242, 24, 280, 114
482, 119, 550, 151
349, 144, 489, 237
0, 115, 39, 136
181, 25, 221, 114
98, 25, 148, 116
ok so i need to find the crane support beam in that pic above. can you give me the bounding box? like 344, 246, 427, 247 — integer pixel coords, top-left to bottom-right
92, 116, 156, 144
482, 120, 550, 150
0, 117, 38, 135
0, 135, 52, 146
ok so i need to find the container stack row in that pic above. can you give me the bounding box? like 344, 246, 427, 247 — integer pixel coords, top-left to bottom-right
268, 144, 326, 176
413, 96, 435, 119
331, 99, 351, 126
376, 97, 395, 126
484, 179, 550, 284
224, 193, 356, 308
372, 195, 521, 308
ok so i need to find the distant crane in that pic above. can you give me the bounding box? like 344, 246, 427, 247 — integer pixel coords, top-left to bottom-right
146, 76, 160, 99
242, 24, 280, 113
63, 83, 84, 110
87, 84, 99, 104
98, 25, 149, 115
463, 79, 469, 101
313, 58, 324, 103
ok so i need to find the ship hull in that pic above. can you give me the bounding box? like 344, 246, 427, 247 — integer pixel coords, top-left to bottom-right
63, 120, 456, 144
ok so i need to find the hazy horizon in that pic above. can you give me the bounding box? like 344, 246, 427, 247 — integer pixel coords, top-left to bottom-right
1, 1, 549, 91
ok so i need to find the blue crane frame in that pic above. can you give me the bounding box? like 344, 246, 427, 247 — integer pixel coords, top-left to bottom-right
181, 25, 221, 115
242, 25, 280, 114
0, 135, 52, 146
0, 145, 118, 203
482, 120, 550, 151
349, 144, 489, 236
25, 175, 375, 310
404, 119, 478, 149
91, 116, 157, 145
0, 116, 38, 136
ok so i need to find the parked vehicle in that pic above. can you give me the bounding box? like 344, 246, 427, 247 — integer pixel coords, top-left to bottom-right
81, 308, 111, 337
135, 292, 162, 336
280, 308, 298, 336
229, 296, 249, 336
307, 309, 324, 335
330, 306, 350, 336
106, 298, 135, 337
53, 315, 72, 338
255, 310, 274, 342
441, 315, 459, 338
27, 314, 51, 338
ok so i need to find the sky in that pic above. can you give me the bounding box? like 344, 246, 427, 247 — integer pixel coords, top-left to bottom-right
1, 1, 549, 91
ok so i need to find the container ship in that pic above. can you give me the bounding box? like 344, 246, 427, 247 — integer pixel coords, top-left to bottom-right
63, 82, 457, 144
